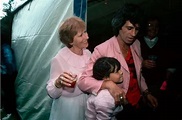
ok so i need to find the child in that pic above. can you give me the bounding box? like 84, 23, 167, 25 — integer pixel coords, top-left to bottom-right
85, 57, 124, 120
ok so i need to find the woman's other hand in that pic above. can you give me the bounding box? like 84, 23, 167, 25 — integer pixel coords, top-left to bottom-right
55, 72, 77, 88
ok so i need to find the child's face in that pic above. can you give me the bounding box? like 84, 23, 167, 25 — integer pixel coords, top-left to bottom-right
109, 68, 123, 84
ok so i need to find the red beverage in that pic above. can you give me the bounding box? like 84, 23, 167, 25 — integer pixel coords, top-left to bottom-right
70, 79, 76, 88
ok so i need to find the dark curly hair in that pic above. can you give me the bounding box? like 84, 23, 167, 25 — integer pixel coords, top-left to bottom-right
111, 3, 143, 36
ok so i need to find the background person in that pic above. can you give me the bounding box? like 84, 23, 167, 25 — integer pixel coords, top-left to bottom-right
1, 33, 20, 119
139, 16, 176, 98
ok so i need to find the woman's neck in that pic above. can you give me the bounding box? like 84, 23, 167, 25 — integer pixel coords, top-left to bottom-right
70, 47, 83, 55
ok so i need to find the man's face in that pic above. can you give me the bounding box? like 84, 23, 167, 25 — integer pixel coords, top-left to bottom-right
119, 20, 139, 45
147, 20, 159, 39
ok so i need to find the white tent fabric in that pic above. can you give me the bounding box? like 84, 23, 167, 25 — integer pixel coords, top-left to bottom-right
12, 0, 86, 119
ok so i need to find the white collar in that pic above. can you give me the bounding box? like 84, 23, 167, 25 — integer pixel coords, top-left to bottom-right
144, 36, 158, 48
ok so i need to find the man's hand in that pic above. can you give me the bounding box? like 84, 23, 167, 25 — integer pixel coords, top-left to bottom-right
101, 80, 125, 105
142, 60, 156, 69
143, 89, 158, 108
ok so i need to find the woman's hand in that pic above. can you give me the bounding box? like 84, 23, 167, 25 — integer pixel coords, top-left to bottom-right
102, 80, 125, 105
55, 72, 77, 88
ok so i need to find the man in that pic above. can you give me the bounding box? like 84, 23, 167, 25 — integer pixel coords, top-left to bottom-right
140, 16, 175, 94
78, 3, 158, 119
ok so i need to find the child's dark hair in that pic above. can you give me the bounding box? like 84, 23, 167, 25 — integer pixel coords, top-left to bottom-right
93, 57, 121, 80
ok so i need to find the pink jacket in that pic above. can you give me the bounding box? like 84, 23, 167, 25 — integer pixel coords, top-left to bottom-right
78, 36, 148, 95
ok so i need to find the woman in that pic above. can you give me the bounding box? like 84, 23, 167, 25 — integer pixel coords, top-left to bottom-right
46, 16, 91, 120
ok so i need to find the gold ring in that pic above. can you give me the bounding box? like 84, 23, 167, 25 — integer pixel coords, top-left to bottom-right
61, 76, 64, 80
120, 96, 123, 100
60, 80, 63, 84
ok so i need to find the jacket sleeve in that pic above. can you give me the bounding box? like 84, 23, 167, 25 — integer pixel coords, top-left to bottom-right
77, 47, 104, 95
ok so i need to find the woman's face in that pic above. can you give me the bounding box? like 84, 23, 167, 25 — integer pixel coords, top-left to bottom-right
71, 29, 89, 50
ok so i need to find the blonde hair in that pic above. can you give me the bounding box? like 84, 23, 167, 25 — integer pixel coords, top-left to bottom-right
59, 16, 86, 48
